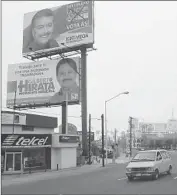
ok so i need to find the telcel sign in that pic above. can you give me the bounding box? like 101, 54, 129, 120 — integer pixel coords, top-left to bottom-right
15, 137, 48, 146
1, 134, 51, 148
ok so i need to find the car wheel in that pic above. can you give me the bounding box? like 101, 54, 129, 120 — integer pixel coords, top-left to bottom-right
167, 165, 172, 175
152, 169, 159, 180
127, 176, 134, 181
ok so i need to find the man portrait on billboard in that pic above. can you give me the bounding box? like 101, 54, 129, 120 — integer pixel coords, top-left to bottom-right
50, 58, 80, 104
23, 8, 59, 53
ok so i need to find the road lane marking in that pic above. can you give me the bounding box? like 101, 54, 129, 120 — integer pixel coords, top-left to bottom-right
117, 177, 127, 181
174, 176, 177, 179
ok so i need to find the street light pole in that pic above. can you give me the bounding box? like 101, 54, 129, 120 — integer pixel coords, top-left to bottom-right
105, 91, 129, 164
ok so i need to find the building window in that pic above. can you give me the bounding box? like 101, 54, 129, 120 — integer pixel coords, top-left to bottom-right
22, 125, 34, 131
23, 148, 45, 169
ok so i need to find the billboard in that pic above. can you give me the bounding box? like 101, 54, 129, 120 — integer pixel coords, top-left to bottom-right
22, 1, 94, 58
6, 57, 81, 108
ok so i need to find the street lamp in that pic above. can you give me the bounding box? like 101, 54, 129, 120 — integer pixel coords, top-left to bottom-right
105, 91, 129, 164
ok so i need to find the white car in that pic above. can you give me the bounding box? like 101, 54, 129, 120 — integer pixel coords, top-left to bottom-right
126, 149, 172, 181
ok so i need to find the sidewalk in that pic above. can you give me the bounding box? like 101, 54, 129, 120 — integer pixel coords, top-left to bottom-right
2, 163, 107, 187
2, 155, 130, 187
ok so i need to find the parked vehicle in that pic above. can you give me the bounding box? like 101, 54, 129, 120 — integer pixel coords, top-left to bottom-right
126, 149, 172, 181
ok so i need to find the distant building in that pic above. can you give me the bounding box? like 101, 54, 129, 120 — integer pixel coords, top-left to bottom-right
139, 122, 167, 134
167, 119, 177, 133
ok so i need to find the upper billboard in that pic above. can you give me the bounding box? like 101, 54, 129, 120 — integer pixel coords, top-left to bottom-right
23, 1, 94, 58
6, 57, 81, 108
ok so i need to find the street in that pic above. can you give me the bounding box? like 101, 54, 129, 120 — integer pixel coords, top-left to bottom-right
2, 152, 177, 194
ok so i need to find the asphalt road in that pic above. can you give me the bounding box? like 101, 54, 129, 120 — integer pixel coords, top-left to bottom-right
2, 152, 177, 194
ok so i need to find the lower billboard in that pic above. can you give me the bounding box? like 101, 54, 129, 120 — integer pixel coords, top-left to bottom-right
6, 57, 81, 108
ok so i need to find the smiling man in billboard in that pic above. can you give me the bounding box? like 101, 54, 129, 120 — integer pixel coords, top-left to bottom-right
50, 58, 80, 104
24, 9, 59, 53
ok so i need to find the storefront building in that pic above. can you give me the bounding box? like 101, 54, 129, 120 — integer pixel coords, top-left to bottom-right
1, 110, 57, 174
51, 134, 79, 170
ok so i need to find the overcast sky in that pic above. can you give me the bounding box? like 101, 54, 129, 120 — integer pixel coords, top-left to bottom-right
2, 1, 177, 135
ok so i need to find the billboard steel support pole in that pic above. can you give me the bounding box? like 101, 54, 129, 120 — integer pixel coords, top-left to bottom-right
81, 47, 88, 157
62, 92, 68, 134
12, 91, 17, 134
62, 102, 67, 134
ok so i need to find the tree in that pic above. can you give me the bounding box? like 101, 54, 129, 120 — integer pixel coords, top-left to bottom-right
141, 134, 148, 148
119, 137, 126, 153
149, 140, 154, 149
91, 141, 100, 156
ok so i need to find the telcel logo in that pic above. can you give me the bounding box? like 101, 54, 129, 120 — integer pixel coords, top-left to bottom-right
16, 136, 48, 146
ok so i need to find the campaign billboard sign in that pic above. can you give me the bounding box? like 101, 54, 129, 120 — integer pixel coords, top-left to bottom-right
59, 135, 79, 143
6, 57, 81, 108
1, 134, 52, 148
22, 1, 94, 58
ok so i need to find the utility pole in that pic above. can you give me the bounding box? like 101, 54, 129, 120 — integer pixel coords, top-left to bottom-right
129, 117, 133, 157
101, 114, 105, 167
112, 129, 117, 163
88, 114, 91, 165
115, 128, 117, 144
